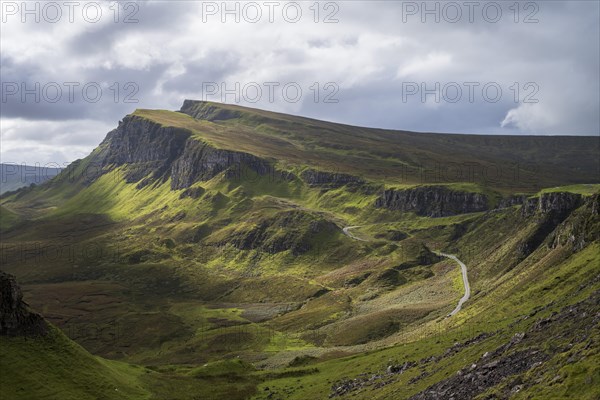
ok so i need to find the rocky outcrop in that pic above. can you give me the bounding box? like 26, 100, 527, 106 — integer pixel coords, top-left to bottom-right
409, 345, 548, 400
97, 115, 276, 190
300, 169, 365, 189
0, 271, 47, 337
516, 192, 587, 259
99, 116, 190, 184
410, 288, 600, 400
521, 192, 583, 218
550, 193, 600, 251
375, 186, 489, 217
170, 138, 272, 189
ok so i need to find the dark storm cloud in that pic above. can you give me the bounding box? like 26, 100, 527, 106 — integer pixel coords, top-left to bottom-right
66, 1, 194, 56
162, 51, 242, 93
298, 81, 515, 135
1, 56, 169, 121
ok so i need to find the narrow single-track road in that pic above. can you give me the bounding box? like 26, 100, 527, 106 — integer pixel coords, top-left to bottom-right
434, 251, 471, 317
342, 226, 368, 241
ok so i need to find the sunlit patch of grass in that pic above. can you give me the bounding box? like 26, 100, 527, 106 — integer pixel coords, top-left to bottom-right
538, 183, 600, 196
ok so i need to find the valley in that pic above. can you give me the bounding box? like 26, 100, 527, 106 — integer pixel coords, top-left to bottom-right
1, 101, 599, 399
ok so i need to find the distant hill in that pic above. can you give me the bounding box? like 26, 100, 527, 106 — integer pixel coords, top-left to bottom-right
0, 163, 61, 195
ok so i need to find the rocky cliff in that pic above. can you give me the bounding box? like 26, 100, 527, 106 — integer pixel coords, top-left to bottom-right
549, 193, 600, 251
375, 186, 489, 217
520, 192, 583, 218
0, 271, 47, 337
97, 115, 276, 190
170, 138, 272, 189
517, 192, 591, 259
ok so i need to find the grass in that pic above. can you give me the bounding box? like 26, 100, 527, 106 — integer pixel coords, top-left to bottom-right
538, 183, 600, 196
251, 242, 600, 399
0, 326, 151, 400
0, 204, 20, 230
0, 101, 598, 399
1, 324, 260, 400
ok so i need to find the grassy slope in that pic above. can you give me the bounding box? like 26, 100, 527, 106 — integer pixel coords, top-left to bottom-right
0, 101, 598, 399
252, 243, 600, 400
0, 205, 20, 230
0, 326, 150, 400
0, 325, 260, 400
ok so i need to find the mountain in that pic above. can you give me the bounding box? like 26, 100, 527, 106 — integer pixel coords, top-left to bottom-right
1, 100, 599, 399
0, 163, 62, 195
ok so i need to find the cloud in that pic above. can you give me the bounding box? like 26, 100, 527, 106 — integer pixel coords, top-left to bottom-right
0, 0, 598, 164
501, 104, 557, 132
397, 52, 453, 78
1, 118, 114, 165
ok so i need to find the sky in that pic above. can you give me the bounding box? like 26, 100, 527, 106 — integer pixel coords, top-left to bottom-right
1, 0, 599, 166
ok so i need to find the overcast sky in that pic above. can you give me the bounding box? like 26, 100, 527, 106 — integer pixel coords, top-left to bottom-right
1, 0, 599, 166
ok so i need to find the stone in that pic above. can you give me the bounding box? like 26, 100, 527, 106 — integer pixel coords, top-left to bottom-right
374, 186, 489, 217
0, 271, 48, 337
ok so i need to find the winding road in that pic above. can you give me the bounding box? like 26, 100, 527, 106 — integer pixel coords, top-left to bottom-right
341, 225, 470, 317
342, 226, 368, 241
434, 252, 471, 316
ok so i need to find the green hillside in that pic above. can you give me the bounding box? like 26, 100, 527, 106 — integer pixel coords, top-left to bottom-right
1, 101, 598, 399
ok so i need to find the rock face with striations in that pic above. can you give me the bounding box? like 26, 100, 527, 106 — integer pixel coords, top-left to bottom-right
520, 192, 583, 218
0, 271, 47, 337
97, 115, 274, 190
516, 192, 587, 260
170, 138, 272, 189
550, 193, 599, 251
375, 186, 489, 217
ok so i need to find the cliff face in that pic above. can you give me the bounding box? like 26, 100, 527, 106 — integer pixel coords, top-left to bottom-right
0, 271, 47, 337
170, 138, 272, 190
375, 186, 489, 217
550, 193, 600, 251
517, 192, 589, 259
98, 115, 274, 190
521, 192, 583, 218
